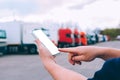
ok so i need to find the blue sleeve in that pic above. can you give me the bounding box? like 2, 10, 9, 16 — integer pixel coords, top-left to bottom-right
88, 58, 120, 80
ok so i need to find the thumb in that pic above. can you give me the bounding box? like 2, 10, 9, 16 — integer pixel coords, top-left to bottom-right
35, 39, 45, 51
35, 39, 41, 46
35, 39, 44, 48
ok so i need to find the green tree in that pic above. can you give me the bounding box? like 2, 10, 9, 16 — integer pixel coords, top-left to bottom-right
101, 28, 120, 40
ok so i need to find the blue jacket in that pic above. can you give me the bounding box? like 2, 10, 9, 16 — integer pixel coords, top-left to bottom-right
88, 58, 120, 80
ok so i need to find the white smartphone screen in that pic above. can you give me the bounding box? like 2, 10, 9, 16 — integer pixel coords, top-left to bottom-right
32, 29, 60, 55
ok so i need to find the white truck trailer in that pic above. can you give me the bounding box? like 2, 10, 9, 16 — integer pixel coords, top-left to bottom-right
0, 21, 42, 54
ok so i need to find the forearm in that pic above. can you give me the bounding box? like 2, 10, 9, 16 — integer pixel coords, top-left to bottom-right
98, 47, 120, 60
42, 58, 87, 80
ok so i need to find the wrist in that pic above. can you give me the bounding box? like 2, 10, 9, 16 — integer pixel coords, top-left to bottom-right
40, 56, 56, 68
96, 47, 110, 60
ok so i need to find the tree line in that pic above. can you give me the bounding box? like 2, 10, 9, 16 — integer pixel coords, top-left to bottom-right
101, 28, 120, 40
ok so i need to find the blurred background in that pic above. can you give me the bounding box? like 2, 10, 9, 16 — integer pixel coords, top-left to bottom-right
0, 0, 120, 80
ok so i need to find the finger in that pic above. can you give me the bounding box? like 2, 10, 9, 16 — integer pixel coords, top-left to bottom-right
68, 53, 75, 65
72, 55, 85, 61
58, 47, 77, 53
35, 39, 46, 50
75, 61, 82, 65
35, 39, 47, 53
35, 39, 42, 47
35, 39, 55, 61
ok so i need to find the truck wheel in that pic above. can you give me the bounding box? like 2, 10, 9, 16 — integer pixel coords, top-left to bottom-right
29, 47, 37, 54
0, 52, 3, 57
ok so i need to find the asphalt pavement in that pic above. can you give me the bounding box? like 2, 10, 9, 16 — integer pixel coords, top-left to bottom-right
0, 41, 120, 80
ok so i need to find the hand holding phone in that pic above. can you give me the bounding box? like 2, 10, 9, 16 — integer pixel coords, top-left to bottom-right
32, 29, 60, 55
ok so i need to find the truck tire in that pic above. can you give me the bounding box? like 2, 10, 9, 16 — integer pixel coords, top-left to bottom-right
29, 46, 37, 54
0, 52, 3, 57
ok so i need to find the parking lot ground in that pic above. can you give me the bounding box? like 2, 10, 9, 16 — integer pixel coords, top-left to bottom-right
0, 41, 120, 80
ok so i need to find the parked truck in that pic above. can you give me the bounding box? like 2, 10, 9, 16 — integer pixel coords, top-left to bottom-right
0, 21, 107, 55
0, 29, 7, 56
0, 21, 42, 54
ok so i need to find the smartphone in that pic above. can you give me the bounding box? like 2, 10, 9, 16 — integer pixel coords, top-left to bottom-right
32, 29, 60, 55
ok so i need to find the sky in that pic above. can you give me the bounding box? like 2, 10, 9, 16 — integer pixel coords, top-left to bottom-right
0, 0, 120, 30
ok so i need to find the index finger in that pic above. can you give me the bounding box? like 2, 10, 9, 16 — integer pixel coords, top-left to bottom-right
58, 47, 77, 53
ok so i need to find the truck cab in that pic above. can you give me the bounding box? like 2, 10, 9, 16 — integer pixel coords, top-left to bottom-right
0, 30, 7, 56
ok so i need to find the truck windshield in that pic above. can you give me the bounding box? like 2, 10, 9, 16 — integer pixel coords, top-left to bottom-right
0, 30, 6, 38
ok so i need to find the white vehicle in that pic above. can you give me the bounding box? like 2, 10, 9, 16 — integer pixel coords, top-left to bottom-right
0, 30, 7, 56
0, 21, 42, 54
116, 35, 120, 40
98, 34, 104, 42
86, 32, 96, 44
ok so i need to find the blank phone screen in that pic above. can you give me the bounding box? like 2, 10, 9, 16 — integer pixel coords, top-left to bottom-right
32, 29, 59, 55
